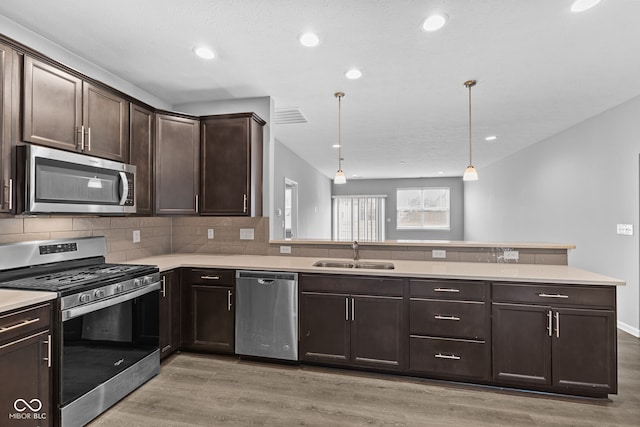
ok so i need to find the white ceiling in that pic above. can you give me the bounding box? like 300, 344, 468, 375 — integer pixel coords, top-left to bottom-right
1, 0, 639, 180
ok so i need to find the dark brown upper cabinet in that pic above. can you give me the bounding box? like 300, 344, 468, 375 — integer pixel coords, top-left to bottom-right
22, 56, 129, 162
0, 41, 18, 214
154, 113, 200, 215
200, 113, 264, 216
129, 102, 154, 216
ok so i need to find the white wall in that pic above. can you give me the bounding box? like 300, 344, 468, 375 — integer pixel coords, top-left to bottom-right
465, 95, 640, 336
273, 140, 332, 240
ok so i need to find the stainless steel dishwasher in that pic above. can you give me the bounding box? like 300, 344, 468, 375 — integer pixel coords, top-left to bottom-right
235, 270, 298, 361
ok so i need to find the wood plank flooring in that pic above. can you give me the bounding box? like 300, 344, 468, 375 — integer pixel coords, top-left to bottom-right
90, 330, 640, 426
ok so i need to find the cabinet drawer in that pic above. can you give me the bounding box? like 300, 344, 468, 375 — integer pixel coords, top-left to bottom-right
0, 304, 50, 345
186, 268, 235, 286
410, 299, 486, 339
410, 279, 486, 301
300, 274, 402, 296
492, 283, 615, 308
409, 336, 488, 379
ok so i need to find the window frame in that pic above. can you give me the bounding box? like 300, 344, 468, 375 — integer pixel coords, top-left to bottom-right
396, 187, 451, 231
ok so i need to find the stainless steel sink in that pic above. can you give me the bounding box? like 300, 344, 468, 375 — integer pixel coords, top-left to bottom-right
312, 260, 395, 270
353, 262, 395, 270
312, 260, 355, 268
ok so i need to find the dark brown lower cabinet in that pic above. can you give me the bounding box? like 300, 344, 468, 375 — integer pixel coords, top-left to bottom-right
492, 288, 617, 396
182, 269, 235, 354
0, 304, 51, 426
159, 269, 181, 360
299, 274, 404, 371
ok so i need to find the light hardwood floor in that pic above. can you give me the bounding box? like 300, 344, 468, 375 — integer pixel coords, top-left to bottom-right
90, 331, 639, 426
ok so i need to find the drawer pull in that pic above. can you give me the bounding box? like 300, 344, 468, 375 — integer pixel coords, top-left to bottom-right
538, 293, 568, 299
200, 275, 220, 280
434, 315, 460, 321
435, 353, 461, 360
0, 318, 40, 334
434, 288, 460, 293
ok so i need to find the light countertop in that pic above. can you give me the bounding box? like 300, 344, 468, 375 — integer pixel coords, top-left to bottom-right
0, 289, 57, 314
127, 254, 624, 286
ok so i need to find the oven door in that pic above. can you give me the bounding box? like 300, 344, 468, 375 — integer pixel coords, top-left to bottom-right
59, 283, 159, 427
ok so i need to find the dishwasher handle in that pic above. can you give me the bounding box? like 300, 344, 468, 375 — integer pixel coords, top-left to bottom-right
236, 270, 298, 282
257, 278, 275, 285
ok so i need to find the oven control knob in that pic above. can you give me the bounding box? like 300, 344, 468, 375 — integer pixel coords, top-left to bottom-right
79, 293, 91, 303
94, 289, 106, 299
115, 283, 124, 293
143, 276, 152, 285
133, 278, 141, 288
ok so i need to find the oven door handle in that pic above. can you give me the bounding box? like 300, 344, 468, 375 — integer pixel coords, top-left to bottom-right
62, 282, 160, 321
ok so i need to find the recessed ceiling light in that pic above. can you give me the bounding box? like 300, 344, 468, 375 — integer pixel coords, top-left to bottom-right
422, 14, 448, 32
437, 171, 444, 175
571, 0, 601, 12
485, 135, 497, 141
345, 69, 362, 79
193, 46, 215, 59
298, 32, 320, 47
352, 174, 359, 178
332, 144, 341, 148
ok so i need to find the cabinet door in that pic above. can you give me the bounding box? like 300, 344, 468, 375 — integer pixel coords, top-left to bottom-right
190, 285, 234, 353
23, 56, 82, 151
129, 103, 154, 215
351, 295, 404, 370
492, 303, 551, 385
552, 308, 617, 393
300, 292, 350, 365
159, 270, 180, 359
200, 116, 250, 215
83, 82, 129, 162
0, 330, 50, 426
0, 41, 16, 213
154, 114, 200, 215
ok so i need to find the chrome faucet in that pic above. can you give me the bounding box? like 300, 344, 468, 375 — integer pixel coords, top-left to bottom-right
352, 240, 360, 261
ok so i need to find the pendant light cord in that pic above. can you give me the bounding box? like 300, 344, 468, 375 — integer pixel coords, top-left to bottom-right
335, 92, 345, 171
464, 80, 476, 166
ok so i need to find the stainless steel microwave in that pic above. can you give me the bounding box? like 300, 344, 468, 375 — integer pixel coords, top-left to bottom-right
16, 144, 136, 214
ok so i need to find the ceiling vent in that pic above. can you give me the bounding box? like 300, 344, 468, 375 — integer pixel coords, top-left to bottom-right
274, 107, 308, 124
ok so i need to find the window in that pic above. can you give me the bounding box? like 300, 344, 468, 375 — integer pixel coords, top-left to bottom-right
332, 195, 386, 241
396, 188, 450, 230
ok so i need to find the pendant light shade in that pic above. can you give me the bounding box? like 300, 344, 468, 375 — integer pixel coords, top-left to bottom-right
462, 80, 479, 181
334, 91, 347, 184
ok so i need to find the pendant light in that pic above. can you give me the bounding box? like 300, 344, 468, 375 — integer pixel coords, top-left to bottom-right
462, 80, 478, 181
334, 91, 347, 184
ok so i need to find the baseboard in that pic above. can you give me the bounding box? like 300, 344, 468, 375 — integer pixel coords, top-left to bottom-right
617, 320, 640, 338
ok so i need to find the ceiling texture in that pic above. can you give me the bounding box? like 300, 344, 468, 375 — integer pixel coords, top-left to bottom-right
1, 0, 639, 180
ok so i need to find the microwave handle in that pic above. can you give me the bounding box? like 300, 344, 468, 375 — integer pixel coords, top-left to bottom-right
119, 171, 128, 205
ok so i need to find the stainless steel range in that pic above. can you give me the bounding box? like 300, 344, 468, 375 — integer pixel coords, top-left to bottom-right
0, 237, 160, 427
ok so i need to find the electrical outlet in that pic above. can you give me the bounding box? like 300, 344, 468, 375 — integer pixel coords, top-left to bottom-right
132, 230, 140, 243
207, 228, 214, 239
617, 224, 633, 236
432, 249, 446, 259
503, 250, 519, 261
240, 228, 255, 240
280, 246, 292, 254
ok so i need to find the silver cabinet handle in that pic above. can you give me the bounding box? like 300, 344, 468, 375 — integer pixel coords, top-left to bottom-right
161, 276, 166, 297
200, 275, 220, 280
538, 293, 568, 299
435, 353, 461, 360
86, 127, 91, 151
5, 178, 13, 210
547, 310, 552, 337
227, 290, 232, 311
243, 194, 248, 213
345, 297, 349, 321
43, 334, 51, 368
195, 194, 199, 213
77, 125, 85, 150
434, 315, 460, 321
0, 317, 40, 334
351, 297, 355, 322
434, 288, 460, 293
555, 311, 560, 338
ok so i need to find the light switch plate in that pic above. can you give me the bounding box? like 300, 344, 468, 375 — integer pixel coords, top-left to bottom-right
240, 228, 255, 240
503, 250, 519, 260
207, 229, 214, 239
432, 249, 446, 259
280, 246, 292, 254
133, 230, 140, 243
617, 224, 633, 236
